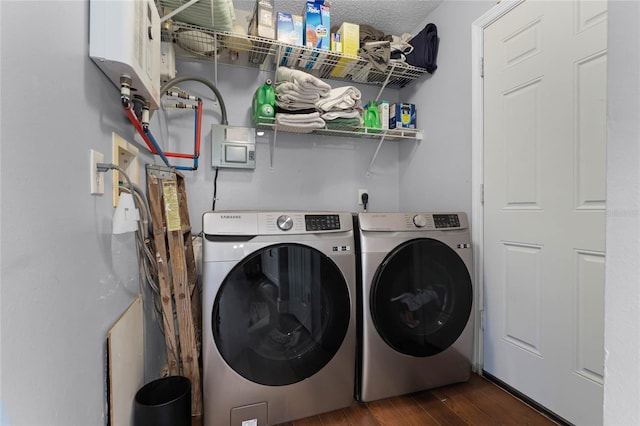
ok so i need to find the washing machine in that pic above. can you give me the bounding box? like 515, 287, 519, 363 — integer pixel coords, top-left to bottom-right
355, 212, 474, 402
202, 211, 356, 426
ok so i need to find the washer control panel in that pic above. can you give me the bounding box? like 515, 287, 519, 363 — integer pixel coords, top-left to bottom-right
203, 211, 352, 235
305, 214, 341, 231
433, 214, 461, 229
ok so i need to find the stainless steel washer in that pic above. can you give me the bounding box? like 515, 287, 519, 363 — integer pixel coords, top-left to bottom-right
356, 212, 474, 402
202, 211, 356, 426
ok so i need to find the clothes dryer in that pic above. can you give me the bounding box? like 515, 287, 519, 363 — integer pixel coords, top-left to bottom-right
356, 212, 474, 402
202, 211, 356, 426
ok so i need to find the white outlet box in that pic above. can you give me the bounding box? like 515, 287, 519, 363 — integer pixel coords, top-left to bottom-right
358, 189, 368, 205
90, 149, 105, 195
112, 133, 140, 207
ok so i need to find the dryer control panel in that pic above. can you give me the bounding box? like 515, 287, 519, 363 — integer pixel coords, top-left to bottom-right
358, 212, 468, 232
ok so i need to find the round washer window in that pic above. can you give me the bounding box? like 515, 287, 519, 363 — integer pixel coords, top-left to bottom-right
212, 243, 351, 386
371, 238, 472, 357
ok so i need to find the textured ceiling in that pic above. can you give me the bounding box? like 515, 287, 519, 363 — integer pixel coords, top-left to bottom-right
232, 0, 443, 37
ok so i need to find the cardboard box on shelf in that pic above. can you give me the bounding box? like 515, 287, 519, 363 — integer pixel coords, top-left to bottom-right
248, 0, 275, 39
331, 33, 341, 53
390, 103, 416, 129
303, 1, 330, 50
276, 12, 303, 67
276, 12, 303, 45
329, 22, 360, 78
378, 101, 389, 130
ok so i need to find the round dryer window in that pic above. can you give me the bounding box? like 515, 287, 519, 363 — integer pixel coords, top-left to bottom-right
370, 238, 472, 357
212, 243, 351, 386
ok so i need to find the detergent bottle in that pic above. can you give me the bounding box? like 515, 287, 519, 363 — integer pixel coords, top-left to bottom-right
363, 101, 381, 133
252, 79, 275, 125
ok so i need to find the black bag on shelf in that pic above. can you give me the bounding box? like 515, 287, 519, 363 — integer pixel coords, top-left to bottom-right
405, 23, 439, 74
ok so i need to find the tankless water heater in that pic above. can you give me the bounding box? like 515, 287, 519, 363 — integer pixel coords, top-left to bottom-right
89, 0, 161, 109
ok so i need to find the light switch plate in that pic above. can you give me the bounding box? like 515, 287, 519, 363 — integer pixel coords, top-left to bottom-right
90, 149, 105, 195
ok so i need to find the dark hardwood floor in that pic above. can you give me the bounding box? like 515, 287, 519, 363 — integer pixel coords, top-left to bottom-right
192, 373, 558, 425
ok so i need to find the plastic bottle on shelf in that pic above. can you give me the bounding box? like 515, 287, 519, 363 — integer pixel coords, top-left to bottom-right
363, 101, 382, 133
252, 79, 276, 125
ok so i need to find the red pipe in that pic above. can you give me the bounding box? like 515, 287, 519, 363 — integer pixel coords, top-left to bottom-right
164, 152, 195, 159
123, 105, 158, 155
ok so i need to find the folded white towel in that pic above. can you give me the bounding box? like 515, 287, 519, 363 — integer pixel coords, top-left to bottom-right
277, 91, 321, 104
276, 67, 331, 96
317, 86, 362, 112
276, 111, 321, 122
321, 109, 362, 121
275, 112, 326, 133
275, 81, 323, 96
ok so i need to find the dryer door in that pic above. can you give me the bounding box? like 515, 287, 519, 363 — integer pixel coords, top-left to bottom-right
370, 238, 472, 357
212, 243, 351, 386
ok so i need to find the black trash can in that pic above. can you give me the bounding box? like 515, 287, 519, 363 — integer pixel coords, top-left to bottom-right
134, 376, 191, 426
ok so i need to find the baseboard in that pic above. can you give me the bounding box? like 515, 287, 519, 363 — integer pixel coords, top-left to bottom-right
481, 370, 573, 426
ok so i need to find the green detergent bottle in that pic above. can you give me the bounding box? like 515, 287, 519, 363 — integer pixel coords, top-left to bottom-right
252, 79, 276, 125
363, 101, 381, 133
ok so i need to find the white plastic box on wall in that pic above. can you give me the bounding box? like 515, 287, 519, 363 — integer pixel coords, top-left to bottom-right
89, 0, 161, 109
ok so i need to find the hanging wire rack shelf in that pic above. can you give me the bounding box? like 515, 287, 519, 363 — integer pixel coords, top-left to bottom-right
254, 118, 423, 140
162, 22, 430, 89
161, 20, 426, 171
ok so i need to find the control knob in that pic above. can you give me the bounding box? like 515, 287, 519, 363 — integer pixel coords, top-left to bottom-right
277, 215, 293, 231
413, 214, 427, 228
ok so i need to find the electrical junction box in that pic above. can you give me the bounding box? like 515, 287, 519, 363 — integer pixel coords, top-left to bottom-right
89, 0, 161, 109
212, 124, 256, 169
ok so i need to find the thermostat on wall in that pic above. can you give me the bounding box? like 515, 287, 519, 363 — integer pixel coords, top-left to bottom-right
212, 124, 256, 169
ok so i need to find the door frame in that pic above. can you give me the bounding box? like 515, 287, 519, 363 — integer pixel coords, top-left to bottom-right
470, 0, 524, 371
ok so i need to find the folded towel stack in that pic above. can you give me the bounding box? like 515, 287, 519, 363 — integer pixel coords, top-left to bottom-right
274, 67, 330, 132
317, 86, 364, 130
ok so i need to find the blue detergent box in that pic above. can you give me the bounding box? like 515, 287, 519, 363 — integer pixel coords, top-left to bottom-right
303, 1, 330, 50
390, 103, 416, 129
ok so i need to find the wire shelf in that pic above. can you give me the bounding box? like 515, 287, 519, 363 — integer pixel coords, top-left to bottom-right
255, 118, 423, 141
163, 22, 430, 89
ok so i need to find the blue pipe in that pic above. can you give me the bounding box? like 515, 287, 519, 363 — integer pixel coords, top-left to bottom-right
144, 128, 172, 167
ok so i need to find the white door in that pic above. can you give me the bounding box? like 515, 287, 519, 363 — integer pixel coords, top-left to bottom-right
482, 1, 607, 424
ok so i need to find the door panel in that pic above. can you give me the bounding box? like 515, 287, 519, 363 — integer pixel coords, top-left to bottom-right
482, 1, 606, 424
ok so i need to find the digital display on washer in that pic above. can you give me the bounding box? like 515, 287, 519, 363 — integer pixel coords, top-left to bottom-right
433, 214, 460, 229
305, 214, 341, 231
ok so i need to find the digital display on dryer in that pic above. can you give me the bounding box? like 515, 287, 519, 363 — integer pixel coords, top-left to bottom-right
305, 214, 341, 231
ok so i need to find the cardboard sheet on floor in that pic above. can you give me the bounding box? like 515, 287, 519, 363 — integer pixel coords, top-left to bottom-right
107, 296, 144, 426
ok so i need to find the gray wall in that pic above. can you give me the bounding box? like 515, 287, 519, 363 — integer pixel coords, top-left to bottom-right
158, 60, 402, 233
1, 1, 164, 424
399, 0, 495, 216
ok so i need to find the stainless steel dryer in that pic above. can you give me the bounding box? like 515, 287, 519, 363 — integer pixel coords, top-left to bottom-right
202, 211, 356, 426
356, 212, 474, 402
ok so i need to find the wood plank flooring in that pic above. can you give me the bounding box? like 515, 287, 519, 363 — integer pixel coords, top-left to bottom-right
192, 374, 559, 425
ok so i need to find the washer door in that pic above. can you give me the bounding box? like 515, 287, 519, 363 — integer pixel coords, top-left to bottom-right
370, 238, 472, 357
212, 243, 351, 386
